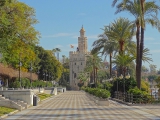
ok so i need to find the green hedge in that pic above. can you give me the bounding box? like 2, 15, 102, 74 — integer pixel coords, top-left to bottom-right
82, 87, 110, 99
10, 78, 53, 88
128, 87, 154, 103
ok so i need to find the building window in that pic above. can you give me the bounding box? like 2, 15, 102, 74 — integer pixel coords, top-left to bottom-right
74, 73, 76, 78
81, 62, 82, 65
75, 63, 76, 65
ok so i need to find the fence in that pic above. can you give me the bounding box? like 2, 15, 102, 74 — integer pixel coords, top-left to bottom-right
114, 91, 160, 104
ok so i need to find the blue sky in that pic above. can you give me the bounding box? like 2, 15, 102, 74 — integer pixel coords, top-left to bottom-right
19, 0, 160, 70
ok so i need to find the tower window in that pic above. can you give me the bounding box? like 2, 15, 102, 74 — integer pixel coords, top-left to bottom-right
81, 62, 82, 65
74, 73, 76, 78
75, 63, 76, 65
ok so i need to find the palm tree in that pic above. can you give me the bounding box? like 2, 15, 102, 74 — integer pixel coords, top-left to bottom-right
52, 48, 56, 57
62, 55, 66, 64
92, 34, 118, 78
55, 48, 61, 61
85, 53, 102, 87
104, 17, 135, 55
112, 54, 134, 75
103, 18, 135, 75
112, 0, 160, 89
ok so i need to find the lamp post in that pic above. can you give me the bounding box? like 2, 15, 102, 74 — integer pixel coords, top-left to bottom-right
43, 72, 45, 81
19, 53, 22, 88
119, 67, 130, 101
46, 72, 48, 87
30, 62, 33, 88
119, 73, 130, 93
37, 70, 40, 92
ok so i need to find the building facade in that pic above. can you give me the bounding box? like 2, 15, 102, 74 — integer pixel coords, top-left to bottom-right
69, 26, 90, 90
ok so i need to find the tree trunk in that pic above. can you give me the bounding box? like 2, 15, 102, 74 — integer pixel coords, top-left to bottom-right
93, 68, 95, 86
96, 68, 98, 86
119, 40, 124, 75
139, 0, 145, 89
139, 27, 144, 90
119, 40, 124, 55
109, 53, 112, 78
136, 20, 141, 89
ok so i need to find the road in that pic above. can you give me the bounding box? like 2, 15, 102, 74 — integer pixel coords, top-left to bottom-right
4, 91, 160, 120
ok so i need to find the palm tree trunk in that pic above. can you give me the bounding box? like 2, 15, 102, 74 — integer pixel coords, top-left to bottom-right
109, 53, 112, 78
139, 0, 145, 89
94, 68, 95, 87
58, 52, 59, 61
119, 40, 124, 55
139, 27, 144, 90
95, 68, 98, 86
136, 20, 141, 89
119, 40, 124, 75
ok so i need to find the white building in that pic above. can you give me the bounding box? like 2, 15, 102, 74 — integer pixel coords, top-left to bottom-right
69, 26, 90, 90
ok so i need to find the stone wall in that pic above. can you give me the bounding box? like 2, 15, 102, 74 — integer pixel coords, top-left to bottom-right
0, 90, 34, 105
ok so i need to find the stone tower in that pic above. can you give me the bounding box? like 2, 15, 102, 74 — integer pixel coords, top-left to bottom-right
69, 26, 90, 90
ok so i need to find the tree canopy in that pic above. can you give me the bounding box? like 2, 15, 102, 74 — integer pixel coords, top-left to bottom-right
0, 0, 40, 71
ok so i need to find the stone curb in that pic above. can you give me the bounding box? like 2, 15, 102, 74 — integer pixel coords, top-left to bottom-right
111, 98, 160, 106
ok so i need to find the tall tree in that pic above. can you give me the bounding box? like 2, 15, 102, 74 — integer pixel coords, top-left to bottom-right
92, 34, 118, 78
104, 17, 135, 55
35, 46, 63, 81
0, 0, 40, 70
85, 54, 102, 87
104, 18, 135, 75
112, 0, 160, 89
55, 48, 61, 61
52, 48, 57, 57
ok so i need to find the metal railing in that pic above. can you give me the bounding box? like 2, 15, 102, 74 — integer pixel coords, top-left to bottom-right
114, 91, 160, 104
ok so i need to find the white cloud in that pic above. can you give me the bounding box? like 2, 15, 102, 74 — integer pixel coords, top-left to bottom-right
54, 45, 63, 48
87, 35, 99, 39
72, 35, 79, 39
43, 33, 76, 38
72, 35, 98, 39
132, 36, 154, 41
145, 37, 154, 40
150, 49, 160, 53
149, 42, 160, 45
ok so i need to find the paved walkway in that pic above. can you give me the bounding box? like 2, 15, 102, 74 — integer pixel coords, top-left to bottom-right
4, 91, 160, 120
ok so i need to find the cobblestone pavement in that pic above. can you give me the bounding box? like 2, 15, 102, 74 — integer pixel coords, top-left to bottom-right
4, 91, 160, 120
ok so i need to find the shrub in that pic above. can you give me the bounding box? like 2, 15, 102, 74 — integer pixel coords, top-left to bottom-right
83, 87, 111, 99
12, 80, 20, 88
128, 87, 154, 103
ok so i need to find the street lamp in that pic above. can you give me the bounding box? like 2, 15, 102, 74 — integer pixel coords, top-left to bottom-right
46, 73, 48, 81
19, 53, 22, 88
46, 73, 48, 87
30, 63, 33, 88
119, 73, 130, 93
37, 70, 40, 92
43, 72, 45, 81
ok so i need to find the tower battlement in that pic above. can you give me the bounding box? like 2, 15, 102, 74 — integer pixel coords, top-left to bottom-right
69, 51, 90, 56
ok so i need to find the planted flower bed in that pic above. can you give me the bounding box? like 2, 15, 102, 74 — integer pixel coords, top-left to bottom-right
82, 87, 111, 106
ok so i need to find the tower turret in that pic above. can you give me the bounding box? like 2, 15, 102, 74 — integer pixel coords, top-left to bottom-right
78, 26, 88, 53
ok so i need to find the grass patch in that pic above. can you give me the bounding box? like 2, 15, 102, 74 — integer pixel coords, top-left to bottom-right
37, 93, 52, 101
0, 106, 16, 116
